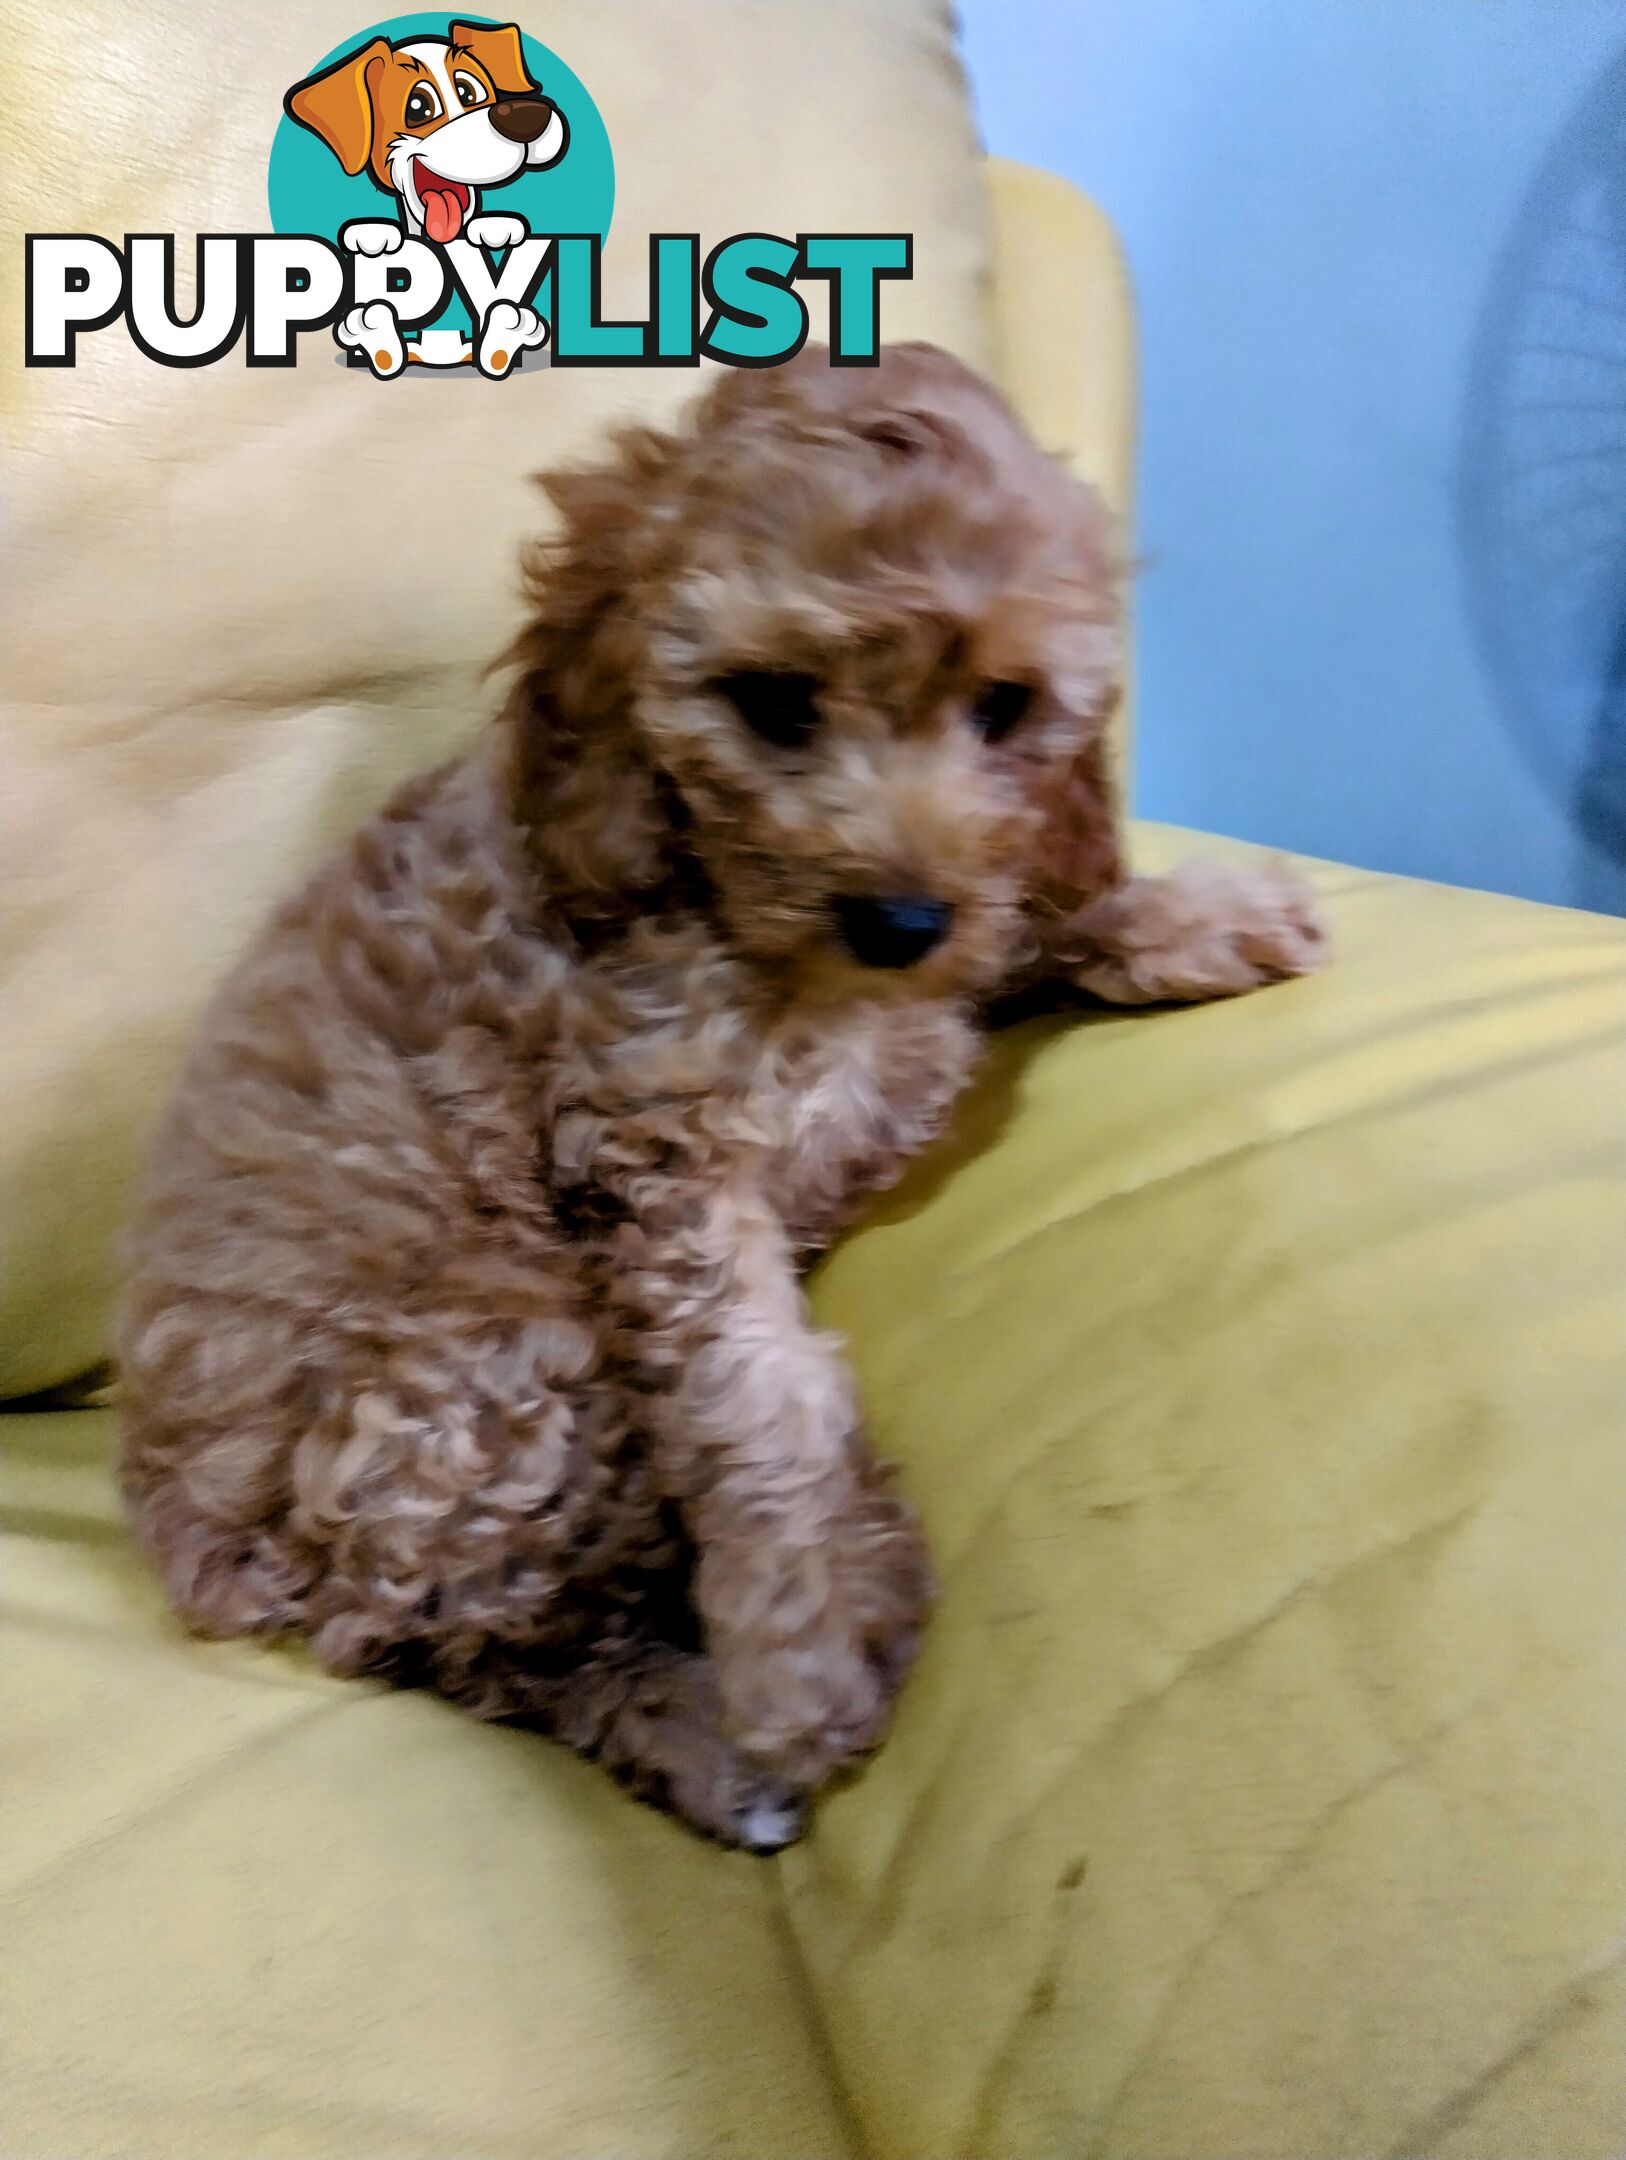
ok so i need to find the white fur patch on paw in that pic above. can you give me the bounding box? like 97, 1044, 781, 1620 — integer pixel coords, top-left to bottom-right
476, 298, 549, 379
339, 220, 404, 257
465, 212, 529, 251
737, 1788, 807, 1853
336, 301, 405, 378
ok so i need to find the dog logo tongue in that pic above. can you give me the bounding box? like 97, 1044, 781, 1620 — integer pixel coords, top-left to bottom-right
416, 165, 467, 243
423, 186, 461, 243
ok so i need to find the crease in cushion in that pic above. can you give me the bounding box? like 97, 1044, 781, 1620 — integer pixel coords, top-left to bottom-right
0, 0, 995, 1396
3, 829, 1622, 2160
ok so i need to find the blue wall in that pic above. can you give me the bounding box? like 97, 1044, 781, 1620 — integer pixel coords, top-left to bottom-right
960, 0, 1626, 911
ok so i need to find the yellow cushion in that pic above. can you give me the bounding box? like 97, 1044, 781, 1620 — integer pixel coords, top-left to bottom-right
0, 0, 993, 1399
7, 831, 1621, 2158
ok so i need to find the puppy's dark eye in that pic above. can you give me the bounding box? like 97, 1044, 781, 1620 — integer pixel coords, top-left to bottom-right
969, 679, 1034, 743
405, 84, 443, 126
860, 417, 926, 457
712, 670, 822, 750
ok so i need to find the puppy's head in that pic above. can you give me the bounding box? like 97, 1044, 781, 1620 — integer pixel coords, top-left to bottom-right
285, 22, 565, 240
507, 344, 1125, 1002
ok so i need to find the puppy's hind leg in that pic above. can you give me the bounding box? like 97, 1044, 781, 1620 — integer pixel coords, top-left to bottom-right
1061, 858, 1330, 1006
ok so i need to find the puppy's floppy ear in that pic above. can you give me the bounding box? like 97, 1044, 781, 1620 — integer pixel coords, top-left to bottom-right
501, 424, 691, 917
450, 21, 537, 95
1027, 487, 1132, 928
284, 37, 389, 177
1030, 716, 1128, 924
513, 422, 680, 696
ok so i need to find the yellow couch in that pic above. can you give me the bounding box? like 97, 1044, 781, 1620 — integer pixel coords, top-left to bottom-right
5, 35, 1624, 2160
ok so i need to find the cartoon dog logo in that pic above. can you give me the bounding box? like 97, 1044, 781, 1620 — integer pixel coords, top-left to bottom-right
285, 20, 567, 374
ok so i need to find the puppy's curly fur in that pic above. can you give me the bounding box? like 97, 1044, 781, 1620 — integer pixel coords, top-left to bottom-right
118, 345, 1326, 1848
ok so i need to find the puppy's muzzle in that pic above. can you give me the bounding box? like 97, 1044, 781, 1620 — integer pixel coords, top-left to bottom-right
833, 895, 955, 970
491, 95, 558, 143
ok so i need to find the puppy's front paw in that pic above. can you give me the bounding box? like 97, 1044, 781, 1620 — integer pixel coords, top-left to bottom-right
335, 301, 405, 379
339, 220, 404, 257
724, 1644, 887, 1789
734, 1778, 810, 1854
1071, 859, 1330, 1006
711, 1483, 934, 1788
465, 211, 529, 250
476, 298, 549, 379
660, 1745, 810, 1854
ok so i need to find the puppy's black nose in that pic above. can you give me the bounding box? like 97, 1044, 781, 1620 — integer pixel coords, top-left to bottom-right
490, 95, 556, 144
833, 895, 955, 969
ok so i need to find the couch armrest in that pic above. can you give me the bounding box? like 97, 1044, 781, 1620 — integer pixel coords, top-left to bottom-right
984, 157, 1138, 516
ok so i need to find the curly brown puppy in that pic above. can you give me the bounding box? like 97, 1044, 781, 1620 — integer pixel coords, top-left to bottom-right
118, 345, 1326, 1848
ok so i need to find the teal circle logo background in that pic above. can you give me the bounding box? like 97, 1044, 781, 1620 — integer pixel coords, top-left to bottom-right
267, 12, 614, 343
